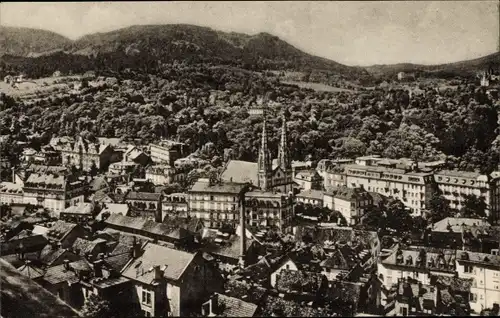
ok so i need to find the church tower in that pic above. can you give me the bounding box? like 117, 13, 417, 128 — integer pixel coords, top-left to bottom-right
277, 113, 291, 171
257, 109, 272, 191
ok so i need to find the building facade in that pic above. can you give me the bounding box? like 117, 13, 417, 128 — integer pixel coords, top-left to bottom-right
244, 190, 294, 233
0, 182, 24, 205
60, 137, 113, 171
22, 173, 85, 213
145, 164, 178, 186
149, 141, 186, 166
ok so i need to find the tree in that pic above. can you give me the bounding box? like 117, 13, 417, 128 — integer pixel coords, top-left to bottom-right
80, 294, 112, 318
461, 195, 487, 218
89, 161, 98, 177
428, 193, 451, 223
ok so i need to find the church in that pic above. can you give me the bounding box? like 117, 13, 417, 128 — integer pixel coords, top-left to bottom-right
221, 112, 296, 194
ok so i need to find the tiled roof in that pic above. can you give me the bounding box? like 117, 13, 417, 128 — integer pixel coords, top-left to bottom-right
326, 186, 370, 202
125, 191, 161, 201
121, 242, 196, 284
104, 214, 192, 241
223, 279, 268, 304
16, 262, 45, 280
382, 248, 457, 272
434, 276, 473, 293
0, 182, 23, 194
259, 294, 332, 317
297, 189, 324, 201
25, 172, 65, 187
39, 245, 73, 266
104, 253, 132, 272
209, 293, 258, 317
0, 259, 80, 318
208, 235, 256, 261
431, 217, 491, 232
42, 263, 80, 285
96, 203, 130, 221
320, 247, 359, 270
221, 160, 259, 185
72, 237, 104, 256
456, 251, 500, 267
190, 180, 247, 194
2, 233, 48, 254
275, 269, 326, 295
89, 176, 109, 192
46, 221, 78, 242
62, 202, 94, 215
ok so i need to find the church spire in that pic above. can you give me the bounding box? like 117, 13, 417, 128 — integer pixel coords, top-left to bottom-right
257, 106, 272, 190
277, 112, 291, 170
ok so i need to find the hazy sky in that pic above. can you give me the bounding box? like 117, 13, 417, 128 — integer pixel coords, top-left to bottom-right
1, 1, 498, 65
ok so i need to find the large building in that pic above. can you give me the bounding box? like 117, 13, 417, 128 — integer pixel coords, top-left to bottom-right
434, 170, 500, 222
187, 179, 245, 229
60, 137, 114, 171
149, 140, 186, 166
343, 164, 435, 216
22, 172, 85, 214
145, 164, 180, 186
323, 186, 373, 225
244, 190, 294, 232
455, 250, 500, 313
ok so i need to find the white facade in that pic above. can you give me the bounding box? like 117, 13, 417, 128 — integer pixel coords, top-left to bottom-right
456, 252, 500, 313
270, 258, 299, 287
0, 182, 24, 205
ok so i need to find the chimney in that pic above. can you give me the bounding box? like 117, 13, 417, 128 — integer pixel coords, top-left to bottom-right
155, 194, 163, 223
63, 259, 70, 270
210, 293, 219, 315
153, 265, 163, 280
239, 191, 247, 268
93, 259, 103, 277
132, 237, 141, 258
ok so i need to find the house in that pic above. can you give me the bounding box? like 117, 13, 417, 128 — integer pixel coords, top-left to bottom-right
96, 203, 130, 221
206, 233, 261, 267
162, 193, 188, 218
392, 278, 438, 316
121, 242, 223, 317
201, 293, 258, 317
270, 253, 301, 287
1, 229, 48, 256
146, 164, 179, 186
60, 136, 114, 171
0, 182, 24, 205
323, 186, 373, 225
320, 244, 363, 281
244, 190, 294, 233
71, 237, 107, 260
432, 275, 472, 315
326, 280, 364, 316
108, 161, 139, 175
16, 260, 46, 282
296, 189, 324, 207
22, 172, 85, 215
455, 250, 500, 313
46, 220, 88, 248
294, 169, 323, 190
149, 141, 186, 166
0, 259, 80, 318
104, 214, 195, 248
125, 191, 163, 219
59, 202, 96, 223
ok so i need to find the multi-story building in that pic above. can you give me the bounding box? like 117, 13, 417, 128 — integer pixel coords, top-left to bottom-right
162, 193, 188, 218
124, 192, 163, 220
108, 161, 139, 175
188, 178, 245, 229
294, 169, 323, 190
434, 170, 500, 223
455, 250, 500, 313
121, 242, 222, 317
244, 190, 294, 233
323, 166, 348, 190
149, 140, 186, 166
0, 182, 24, 205
60, 136, 114, 171
296, 189, 324, 207
22, 172, 85, 214
323, 186, 372, 225
344, 164, 435, 216
145, 164, 178, 186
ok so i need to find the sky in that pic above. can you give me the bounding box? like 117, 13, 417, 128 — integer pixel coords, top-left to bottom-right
1, 1, 498, 66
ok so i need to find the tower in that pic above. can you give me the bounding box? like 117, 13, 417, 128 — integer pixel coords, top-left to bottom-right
277, 113, 291, 171
257, 107, 272, 191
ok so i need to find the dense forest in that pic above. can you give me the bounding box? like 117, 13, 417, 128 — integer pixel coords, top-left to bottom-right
1, 60, 499, 175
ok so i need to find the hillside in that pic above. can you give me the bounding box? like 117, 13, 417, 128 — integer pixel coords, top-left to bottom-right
365, 52, 499, 78
0, 26, 71, 57
67, 24, 365, 76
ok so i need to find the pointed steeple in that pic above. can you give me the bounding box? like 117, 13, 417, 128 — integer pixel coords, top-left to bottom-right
277, 113, 291, 170
257, 106, 272, 190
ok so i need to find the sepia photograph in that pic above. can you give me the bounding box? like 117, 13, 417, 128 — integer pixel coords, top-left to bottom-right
0, 1, 499, 317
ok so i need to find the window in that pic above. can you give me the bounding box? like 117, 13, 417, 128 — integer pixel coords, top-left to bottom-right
470, 293, 477, 303
210, 195, 214, 201
464, 265, 474, 273
142, 290, 152, 306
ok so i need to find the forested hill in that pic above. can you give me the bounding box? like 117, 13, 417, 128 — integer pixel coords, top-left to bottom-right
365, 52, 500, 78
0, 24, 367, 78
0, 26, 72, 57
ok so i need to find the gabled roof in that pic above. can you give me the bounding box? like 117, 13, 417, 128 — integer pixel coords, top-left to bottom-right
208, 293, 258, 317
297, 189, 324, 201
221, 160, 259, 186
208, 235, 257, 261
121, 242, 196, 284
125, 191, 161, 201
46, 221, 79, 242
17, 261, 45, 280
72, 237, 105, 256
62, 202, 94, 215
434, 275, 473, 293
431, 217, 491, 232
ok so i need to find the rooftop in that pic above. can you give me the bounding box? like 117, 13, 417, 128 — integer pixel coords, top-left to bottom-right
121, 242, 196, 284
46, 221, 78, 242
208, 293, 259, 317
62, 202, 94, 215
431, 217, 491, 232
190, 179, 247, 194
297, 189, 324, 201
275, 269, 326, 295
125, 191, 161, 201
220, 160, 259, 186
0, 259, 80, 317
456, 250, 500, 267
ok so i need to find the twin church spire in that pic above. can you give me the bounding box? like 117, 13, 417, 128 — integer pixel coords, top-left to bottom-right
257, 105, 291, 191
